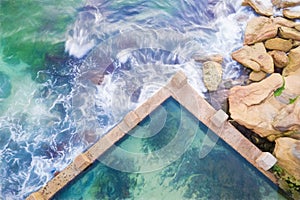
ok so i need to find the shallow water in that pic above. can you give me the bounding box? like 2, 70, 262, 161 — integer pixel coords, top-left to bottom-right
54, 98, 286, 200
0, 0, 267, 199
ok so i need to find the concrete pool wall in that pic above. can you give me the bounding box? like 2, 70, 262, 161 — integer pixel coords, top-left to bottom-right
27, 71, 278, 200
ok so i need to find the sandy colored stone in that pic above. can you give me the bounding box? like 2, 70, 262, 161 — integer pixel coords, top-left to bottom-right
283, 7, 300, 19
273, 98, 300, 132
255, 152, 277, 171
232, 42, 274, 73
244, 16, 278, 45
193, 54, 223, 64
265, 38, 293, 52
272, 16, 297, 28
229, 73, 285, 137
283, 45, 300, 75
279, 26, 300, 40
268, 50, 289, 68
249, 71, 267, 81
273, 137, 300, 180
274, 0, 300, 8
202, 61, 223, 91
243, 0, 273, 16
292, 40, 300, 47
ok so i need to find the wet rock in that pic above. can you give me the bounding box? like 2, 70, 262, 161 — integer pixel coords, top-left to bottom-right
265, 38, 293, 52
202, 61, 222, 91
193, 54, 223, 64
232, 42, 274, 73
268, 50, 289, 68
229, 73, 285, 137
283, 46, 300, 75
244, 16, 278, 45
249, 71, 267, 81
279, 26, 300, 40
273, 137, 300, 180
243, 0, 273, 16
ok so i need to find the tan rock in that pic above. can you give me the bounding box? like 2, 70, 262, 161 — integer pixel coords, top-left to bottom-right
295, 24, 300, 31
268, 50, 289, 68
274, 0, 300, 8
193, 54, 223, 64
272, 16, 297, 28
273, 98, 300, 131
202, 61, 223, 91
283, 7, 300, 19
229, 73, 285, 137
249, 71, 267, 81
283, 46, 300, 75
273, 137, 300, 180
279, 26, 300, 40
244, 16, 278, 45
265, 38, 293, 52
232, 42, 274, 73
292, 40, 300, 47
243, 0, 273, 16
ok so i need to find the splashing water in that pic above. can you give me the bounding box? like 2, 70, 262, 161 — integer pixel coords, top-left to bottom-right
0, 0, 258, 199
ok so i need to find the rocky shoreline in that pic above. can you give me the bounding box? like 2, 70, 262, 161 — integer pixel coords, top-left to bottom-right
199, 1, 300, 199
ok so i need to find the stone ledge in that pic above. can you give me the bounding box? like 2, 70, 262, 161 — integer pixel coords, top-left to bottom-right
256, 152, 277, 171
169, 70, 187, 89
118, 111, 140, 133
210, 109, 228, 128
74, 154, 92, 171
26, 192, 45, 200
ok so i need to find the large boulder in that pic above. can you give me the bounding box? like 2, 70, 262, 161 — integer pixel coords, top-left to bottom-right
244, 16, 278, 45
232, 42, 274, 73
229, 73, 285, 137
279, 26, 300, 40
273, 137, 300, 180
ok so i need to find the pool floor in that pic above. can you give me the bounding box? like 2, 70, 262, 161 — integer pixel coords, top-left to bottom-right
53, 98, 286, 200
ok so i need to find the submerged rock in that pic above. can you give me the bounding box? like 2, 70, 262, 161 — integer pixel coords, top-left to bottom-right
244, 17, 278, 45
0, 72, 12, 98
232, 42, 274, 73
273, 137, 300, 180
202, 61, 223, 92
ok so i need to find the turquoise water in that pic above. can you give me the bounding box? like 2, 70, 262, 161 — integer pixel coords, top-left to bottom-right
54, 98, 286, 200
0, 0, 264, 199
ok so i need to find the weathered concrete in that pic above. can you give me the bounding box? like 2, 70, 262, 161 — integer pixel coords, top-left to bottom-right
26, 71, 279, 200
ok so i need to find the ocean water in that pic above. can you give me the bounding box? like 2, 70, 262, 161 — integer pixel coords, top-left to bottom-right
0, 0, 264, 199
54, 98, 286, 200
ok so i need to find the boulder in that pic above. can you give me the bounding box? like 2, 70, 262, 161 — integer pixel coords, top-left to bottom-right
244, 17, 278, 45
273, 137, 300, 180
283, 6, 300, 19
232, 42, 274, 73
273, 0, 300, 8
243, 0, 273, 16
202, 61, 223, 91
283, 46, 300, 75
279, 26, 300, 40
265, 38, 293, 52
229, 73, 285, 137
249, 71, 267, 81
272, 16, 297, 28
193, 54, 223, 64
268, 50, 289, 68
272, 97, 300, 131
